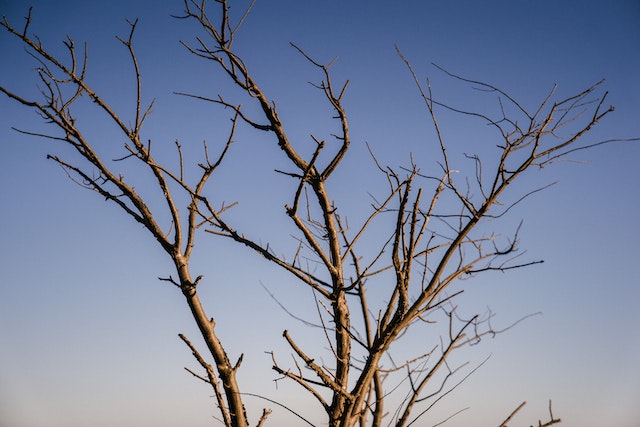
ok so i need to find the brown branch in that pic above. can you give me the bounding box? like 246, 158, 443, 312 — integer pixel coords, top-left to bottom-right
269, 351, 330, 411
241, 391, 316, 426
282, 330, 347, 396
179, 333, 232, 427
498, 401, 527, 427
255, 408, 272, 427
498, 400, 561, 427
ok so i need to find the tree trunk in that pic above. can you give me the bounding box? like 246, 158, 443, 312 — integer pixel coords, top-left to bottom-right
175, 254, 248, 427
182, 288, 248, 427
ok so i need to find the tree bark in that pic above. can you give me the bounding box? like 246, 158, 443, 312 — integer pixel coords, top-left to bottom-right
177, 256, 248, 427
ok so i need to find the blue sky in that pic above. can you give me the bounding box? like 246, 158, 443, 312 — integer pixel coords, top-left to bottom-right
1, 1, 639, 426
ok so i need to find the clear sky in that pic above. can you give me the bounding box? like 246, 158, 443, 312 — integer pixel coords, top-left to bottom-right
1, 1, 639, 426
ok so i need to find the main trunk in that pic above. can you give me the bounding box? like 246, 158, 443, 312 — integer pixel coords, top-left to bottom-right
182, 289, 248, 427
175, 256, 248, 427
329, 290, 352, 427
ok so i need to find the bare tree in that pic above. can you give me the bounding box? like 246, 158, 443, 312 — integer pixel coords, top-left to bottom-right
1, 2, 634, 426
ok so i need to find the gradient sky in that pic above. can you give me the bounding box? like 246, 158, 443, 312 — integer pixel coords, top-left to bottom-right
1, 1, 639, 426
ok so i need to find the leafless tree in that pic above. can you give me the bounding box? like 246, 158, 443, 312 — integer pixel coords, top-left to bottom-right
1, 2, 633, 426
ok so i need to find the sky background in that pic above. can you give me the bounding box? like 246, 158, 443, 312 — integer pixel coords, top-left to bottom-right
1, 1, 639, 426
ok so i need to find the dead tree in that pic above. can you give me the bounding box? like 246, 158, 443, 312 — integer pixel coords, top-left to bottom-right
1, 1, 633, 426
0, 7, 252, 427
